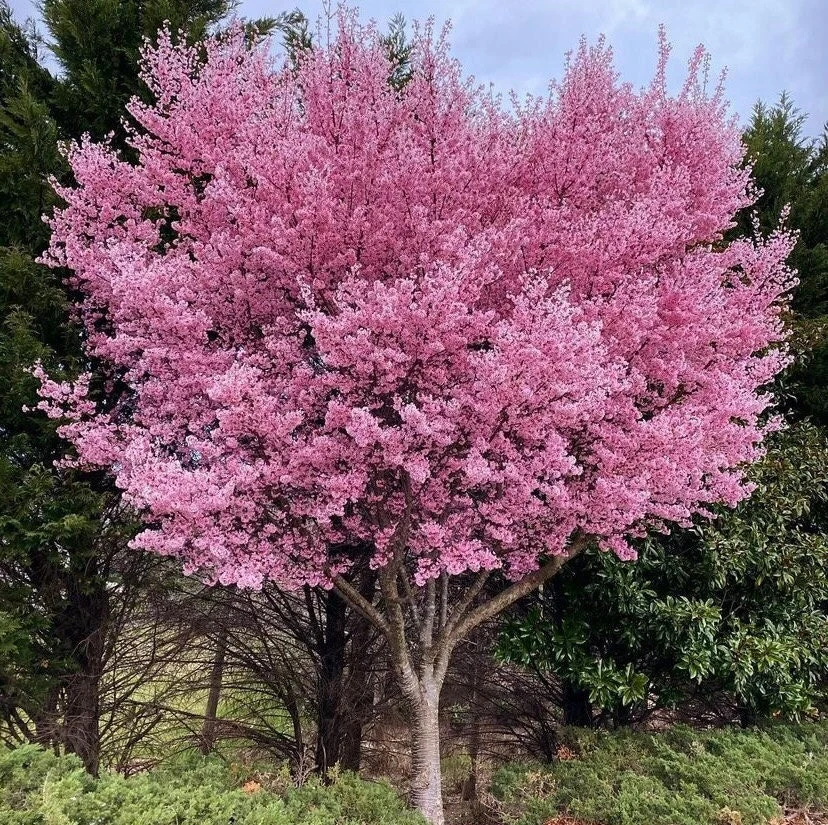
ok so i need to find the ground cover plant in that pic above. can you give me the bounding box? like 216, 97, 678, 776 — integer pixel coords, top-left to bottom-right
490, 723, 828, 825
0, 744, 426, 825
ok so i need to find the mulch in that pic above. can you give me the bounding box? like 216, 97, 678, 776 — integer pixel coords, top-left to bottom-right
781, 810, 828, 825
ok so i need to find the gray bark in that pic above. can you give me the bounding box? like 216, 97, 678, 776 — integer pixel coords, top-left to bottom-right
408, 674, 444, 825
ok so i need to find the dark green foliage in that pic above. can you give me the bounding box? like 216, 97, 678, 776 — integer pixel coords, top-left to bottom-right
273, 8, 312, 68
0, 745, 425, 824
739, 94, 828, 424
491, 723, 828, 825
0, 0, 242, 769
41, 0, 237, 144
273, 8, 413, 90
498, 423, 828, 722
0, 2, 102, 748
382, 13, 414, 91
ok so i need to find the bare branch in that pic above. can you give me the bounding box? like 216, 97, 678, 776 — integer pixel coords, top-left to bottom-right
333, 575, 390, 636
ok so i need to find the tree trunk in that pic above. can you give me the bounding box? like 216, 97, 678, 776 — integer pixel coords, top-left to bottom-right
333, 533, 588, 825
562, 680, 593, 727
315, 589, 347, 776
738, 703, 759, 728
462, 648, 481, 805
32, 684, 60, 751
200, 628, 227, 754
409, 675, 444, 825
62, 578, 108, 776
339, 622, 374, 772
339, 569, 378, 772
63, 656, 103, 775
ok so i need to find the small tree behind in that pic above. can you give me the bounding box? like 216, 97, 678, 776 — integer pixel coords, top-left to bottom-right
38, 14, 793, 823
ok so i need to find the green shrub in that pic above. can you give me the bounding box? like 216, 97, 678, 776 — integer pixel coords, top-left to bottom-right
498, 424, 828, 725
491, 722, 828, 825
441, 752, 472, 793
0, 745, 425, 825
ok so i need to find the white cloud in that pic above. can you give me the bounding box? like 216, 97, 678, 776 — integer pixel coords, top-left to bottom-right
7, 0, 825, 135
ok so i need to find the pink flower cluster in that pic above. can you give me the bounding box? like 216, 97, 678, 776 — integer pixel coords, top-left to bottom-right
39, 15, 794, 589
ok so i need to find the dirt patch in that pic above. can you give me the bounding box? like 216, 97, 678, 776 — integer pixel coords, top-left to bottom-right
778, 809, 828, 825
542, 817, 601, 825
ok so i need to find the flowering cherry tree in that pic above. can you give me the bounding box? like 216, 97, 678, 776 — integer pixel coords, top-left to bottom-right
37, 13, 793, 823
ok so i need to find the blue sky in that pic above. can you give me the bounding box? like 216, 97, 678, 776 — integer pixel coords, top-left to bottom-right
9, 0, 828, 136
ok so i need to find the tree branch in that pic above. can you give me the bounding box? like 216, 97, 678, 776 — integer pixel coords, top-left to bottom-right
333, 575, 389, 637
440, 569, 491, 642
453, 535, 588, 642
420, 577, 436, 661
378, 565, 419, 696
434, 535, 589, 681
399, 566, 421, 626
438, 572, 448, 631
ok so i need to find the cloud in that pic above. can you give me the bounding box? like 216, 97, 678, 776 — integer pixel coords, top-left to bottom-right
7, 0, 824, 135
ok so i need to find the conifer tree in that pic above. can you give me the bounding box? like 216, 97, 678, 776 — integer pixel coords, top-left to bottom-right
0, 0, 237, 774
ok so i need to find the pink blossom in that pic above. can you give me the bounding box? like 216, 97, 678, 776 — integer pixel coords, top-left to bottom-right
36, 17, 793, 589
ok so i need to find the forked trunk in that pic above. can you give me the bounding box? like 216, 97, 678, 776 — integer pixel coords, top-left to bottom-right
333, 536, 588, 825
409, 676, 444, 825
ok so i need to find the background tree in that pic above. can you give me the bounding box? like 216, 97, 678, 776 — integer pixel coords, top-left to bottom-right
740, 95, 828, 425
42, 0, 238, 144
0, 0, 241, 774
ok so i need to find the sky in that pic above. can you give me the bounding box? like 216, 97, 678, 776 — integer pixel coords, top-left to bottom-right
8, 0, 828, 137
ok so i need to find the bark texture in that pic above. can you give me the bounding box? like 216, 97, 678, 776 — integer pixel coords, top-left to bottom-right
408, 676, 445, 825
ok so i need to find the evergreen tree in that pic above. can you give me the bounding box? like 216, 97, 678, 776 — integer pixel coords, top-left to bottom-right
739, 95, 828, 423
0, 0, 238, 773
43, 0, 237, 143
